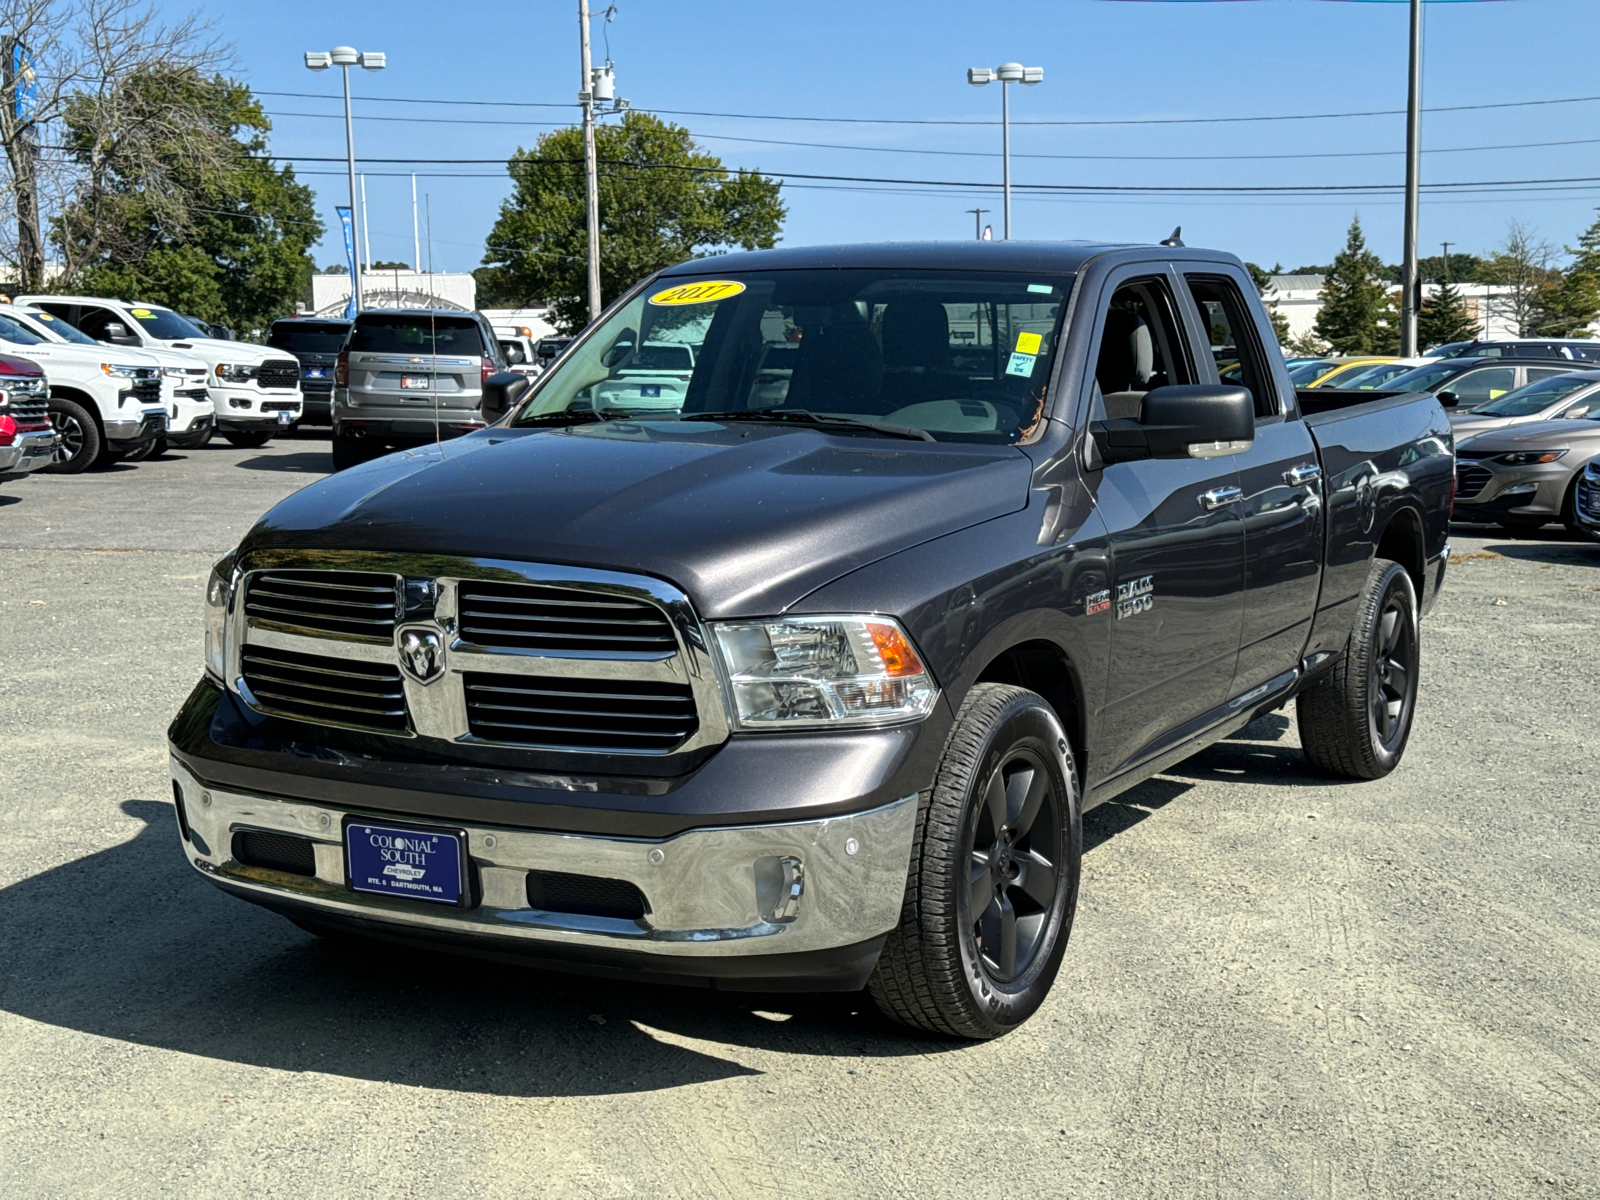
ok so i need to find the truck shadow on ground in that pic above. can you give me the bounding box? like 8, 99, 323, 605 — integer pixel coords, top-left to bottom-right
233, 451, 333, 474
0, 801, 965, 1097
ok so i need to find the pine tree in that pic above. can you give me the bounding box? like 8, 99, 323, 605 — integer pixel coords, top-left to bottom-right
1536, 210, 1600, 338
1313, 217, 1391, 354
1418, 278, 1480, 350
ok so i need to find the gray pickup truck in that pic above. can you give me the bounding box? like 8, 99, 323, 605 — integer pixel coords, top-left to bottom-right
170, 239, 1453, 1039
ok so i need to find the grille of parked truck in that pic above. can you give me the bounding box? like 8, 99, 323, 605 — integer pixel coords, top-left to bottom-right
169, 241, 1453, 1039
0, 353, 58, 480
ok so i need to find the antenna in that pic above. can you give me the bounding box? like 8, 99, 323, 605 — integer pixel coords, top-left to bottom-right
1159, 226, 1184, 248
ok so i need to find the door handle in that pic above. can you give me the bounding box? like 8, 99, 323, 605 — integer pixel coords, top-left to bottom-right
1283, 463, 1322, 487
1199, 485, 1242, 511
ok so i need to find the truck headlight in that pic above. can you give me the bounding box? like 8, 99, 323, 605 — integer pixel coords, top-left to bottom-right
204, 553, 235, 683
162, 366, 186, 379
100, 363, 146, 378
215, 363, 259, 384
711, 615, 938, 729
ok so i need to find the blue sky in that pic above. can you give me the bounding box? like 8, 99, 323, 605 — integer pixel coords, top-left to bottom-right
215, 0, 1600, 276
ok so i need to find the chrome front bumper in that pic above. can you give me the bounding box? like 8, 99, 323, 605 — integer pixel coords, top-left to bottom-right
0, 428, 58, 475
170, 756, 917, 961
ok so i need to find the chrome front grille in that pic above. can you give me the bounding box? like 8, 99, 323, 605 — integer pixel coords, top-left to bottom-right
240, 645, 409, 733
6, 393, 47, 426
457, 579, 678, 655
245, 570, 399, 640
257, 359, 302, 390
463, 673, 698, 752
1456, 466, 1492, 499
228, 554, 726, 756
132, 376, 162, 405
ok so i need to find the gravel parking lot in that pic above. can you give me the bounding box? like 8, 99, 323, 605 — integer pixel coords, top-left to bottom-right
1, 434, 1596, 1199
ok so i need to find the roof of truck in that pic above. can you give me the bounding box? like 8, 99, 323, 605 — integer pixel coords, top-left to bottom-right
654, 240, 1204, 277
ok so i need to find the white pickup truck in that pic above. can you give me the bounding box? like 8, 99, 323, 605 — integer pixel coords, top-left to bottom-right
17, 295, 302, 447
0, 306, 176, 471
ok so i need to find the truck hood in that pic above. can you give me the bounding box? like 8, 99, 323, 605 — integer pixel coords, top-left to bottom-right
24, 341, 164, 369
156, 336, 279, 364
242, 421, 1033, 616
1458, 418, 1600, 453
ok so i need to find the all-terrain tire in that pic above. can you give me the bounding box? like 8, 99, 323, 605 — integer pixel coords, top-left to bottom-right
1296, 558, 1420, 780
868, 683, 1081, 1040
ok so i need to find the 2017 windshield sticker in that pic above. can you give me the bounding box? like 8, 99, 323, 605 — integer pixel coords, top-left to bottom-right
648, 280, 746, 306
1116, 575, 1154, 619
1005, 352, 1037, 378
1015, 331, 1042, 355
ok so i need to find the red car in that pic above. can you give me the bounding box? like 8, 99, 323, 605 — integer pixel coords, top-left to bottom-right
0, 352, 57, 481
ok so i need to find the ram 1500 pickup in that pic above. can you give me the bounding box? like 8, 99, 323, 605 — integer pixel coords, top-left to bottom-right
168, 241, 1453, 1039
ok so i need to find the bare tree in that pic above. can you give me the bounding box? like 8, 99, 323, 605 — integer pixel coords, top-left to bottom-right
1478, 220, 1559, 337
0, 0, 223, 288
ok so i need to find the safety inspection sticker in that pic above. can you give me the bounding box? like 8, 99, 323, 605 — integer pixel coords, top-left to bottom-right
1005, 352, 1037, 377
648, 280, 746, 306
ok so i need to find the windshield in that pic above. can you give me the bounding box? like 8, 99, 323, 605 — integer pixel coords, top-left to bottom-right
268, 321, 349, 353
128, 306, 207, 339
514, 269, 1074, 443
1286, 360, 1335, 385
1473, 375, 1599, 416
349, 314, 483, 355
0, 313, 48, 346
1343, 362, 1419, 390
1380, 362, 1462, 392
24, 309, 98, 345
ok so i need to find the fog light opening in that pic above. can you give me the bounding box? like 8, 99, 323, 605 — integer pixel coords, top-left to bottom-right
755, 855, 804, 924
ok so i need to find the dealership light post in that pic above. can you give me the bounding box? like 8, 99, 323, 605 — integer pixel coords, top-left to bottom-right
967, 63, 1042, 241
1399, 0, 1423, 357
305, 45, 386, 311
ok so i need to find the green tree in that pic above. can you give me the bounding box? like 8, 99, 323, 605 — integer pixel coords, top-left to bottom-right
1313, 217, 1392, 354
53, 69, 320, 337
1244, 260, 1291, 344
481, 111, 786, 332
1476, 221, 1559, 337
1417, 278, 1480, 350
1535, 210, 1600, 338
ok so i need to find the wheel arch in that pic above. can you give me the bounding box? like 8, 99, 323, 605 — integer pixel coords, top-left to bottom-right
970, 638, 1088, 789
1375, 504, 1426, 597
48, 385, 106, 431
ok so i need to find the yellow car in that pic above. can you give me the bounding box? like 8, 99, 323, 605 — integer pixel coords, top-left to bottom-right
1307, 357, 1396, 388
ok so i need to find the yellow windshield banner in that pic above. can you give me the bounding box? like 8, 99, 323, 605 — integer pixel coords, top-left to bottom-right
648, 280, 746, 306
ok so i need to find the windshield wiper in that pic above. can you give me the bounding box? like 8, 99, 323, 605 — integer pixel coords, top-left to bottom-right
516, 407, 638, 428
680, 408, 935, 442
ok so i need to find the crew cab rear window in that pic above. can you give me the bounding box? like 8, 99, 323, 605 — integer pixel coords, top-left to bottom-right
349, 314, 484, 356
268, 321, 350, 353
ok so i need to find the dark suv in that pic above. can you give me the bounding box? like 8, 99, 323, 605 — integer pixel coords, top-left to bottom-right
266, 317, 351, 425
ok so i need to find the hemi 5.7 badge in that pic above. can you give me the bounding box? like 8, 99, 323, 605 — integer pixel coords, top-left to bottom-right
1085, 589, 1111, 617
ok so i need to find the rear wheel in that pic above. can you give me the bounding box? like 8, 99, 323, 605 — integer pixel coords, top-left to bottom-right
43, 397, 102, 473
223, 430, 273, 449
1297, 558, 1420, 780
330, 430, 371, 470
868, 684, 1080, 1039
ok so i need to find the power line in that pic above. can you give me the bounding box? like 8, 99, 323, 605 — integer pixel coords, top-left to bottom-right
257, 88, 1600, 127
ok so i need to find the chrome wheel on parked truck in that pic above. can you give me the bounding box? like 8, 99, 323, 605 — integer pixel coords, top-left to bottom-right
869, 684, 1080, 1039
43, 398, 101, 473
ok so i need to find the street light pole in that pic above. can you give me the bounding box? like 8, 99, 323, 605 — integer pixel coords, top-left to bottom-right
967, 208, 989, 241
1400, 0, 1424, 356
579, 0, 601, 324
967, 63, 1042, 242
306, 46, 385, 313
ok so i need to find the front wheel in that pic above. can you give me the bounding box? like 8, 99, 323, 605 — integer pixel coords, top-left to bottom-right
120, 437, 162, 462
1297, 558, 1420, 779
868, 684, 1081, 1039
42, 397, 103, 473
223, 430, 273, 449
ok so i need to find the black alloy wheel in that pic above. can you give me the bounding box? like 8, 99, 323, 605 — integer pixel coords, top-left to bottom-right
869, 683, 1081, 1039
1298, 558, 1420, 779
43, 397, 102, 474
963, 748, 1062, 984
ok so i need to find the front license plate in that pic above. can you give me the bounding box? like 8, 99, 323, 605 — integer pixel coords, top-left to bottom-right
346, 820, 466, 906
276, 410, 293, 425
400, 375, 431, 390
305, 367, 327, 379
639, 385, 661, 398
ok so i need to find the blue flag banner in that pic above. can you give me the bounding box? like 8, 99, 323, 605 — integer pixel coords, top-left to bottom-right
336, 206, 358, 318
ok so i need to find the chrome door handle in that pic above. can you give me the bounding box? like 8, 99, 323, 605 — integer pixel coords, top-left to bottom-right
1283, 463, 1323, 486
1199, 485, 1242, 511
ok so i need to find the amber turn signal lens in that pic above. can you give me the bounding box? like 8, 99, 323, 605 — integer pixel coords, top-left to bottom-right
866, 621, 925, 678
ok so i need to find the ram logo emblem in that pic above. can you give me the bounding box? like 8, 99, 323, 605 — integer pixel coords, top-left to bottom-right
397, 626, 445, 684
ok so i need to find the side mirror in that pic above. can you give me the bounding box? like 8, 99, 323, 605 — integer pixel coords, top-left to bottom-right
1091, 385, 1255, 464
1436, 389, 1458, 408
481, 371, 531, 423
102, 321, 140, 347
1562, 406, 1590, 420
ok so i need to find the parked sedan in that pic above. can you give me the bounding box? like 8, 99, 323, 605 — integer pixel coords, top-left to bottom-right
1334, 358, 1430, 390
1447, 370, 1600, 438
1305, 357, 1395, 388
1454, 411, 1600, 532
1372, 357, 1578, 408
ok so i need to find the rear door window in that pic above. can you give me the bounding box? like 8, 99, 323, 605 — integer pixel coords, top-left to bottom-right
1186, 275, 1278, 418
349, 315, 483, 356
1451, 366, 1517, 406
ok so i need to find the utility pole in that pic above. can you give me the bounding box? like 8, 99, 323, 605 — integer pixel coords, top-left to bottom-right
1440, 240, 1453, 283
412, 173, 421, 274
1399, 0, 1424, 357
579, 0, 601, 323
967, 208, 989, 241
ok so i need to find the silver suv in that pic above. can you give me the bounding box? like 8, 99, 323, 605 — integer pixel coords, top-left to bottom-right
332, 309, 507, 469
